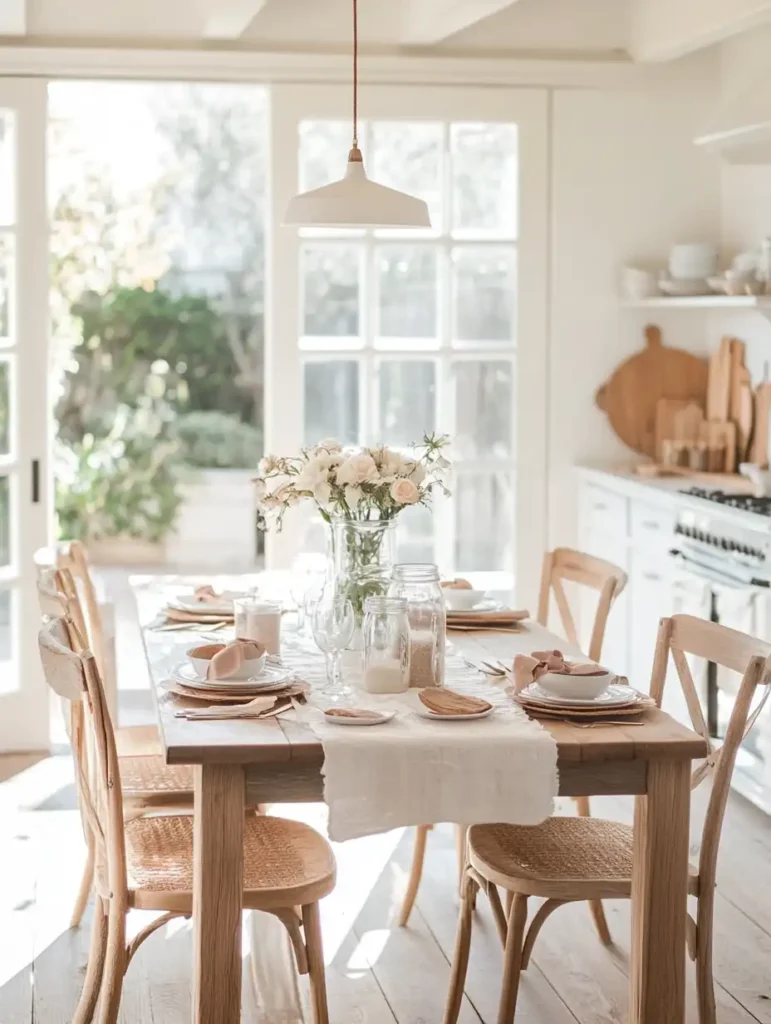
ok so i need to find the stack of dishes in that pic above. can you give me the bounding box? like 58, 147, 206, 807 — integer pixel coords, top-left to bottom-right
163, 590, 241, 626
514, 671, 653, 721
445, 601, 529, 633
163, 661, 306, 704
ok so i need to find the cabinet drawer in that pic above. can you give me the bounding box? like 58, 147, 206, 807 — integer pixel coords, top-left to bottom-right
630, 502, 674, 547
580, 485, 628, 539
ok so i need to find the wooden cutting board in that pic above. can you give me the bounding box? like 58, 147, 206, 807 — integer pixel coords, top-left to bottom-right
737, 377, 754, 463
595, 324, 709, 457
750, 383, 771, 467
707, 337, 732, 422
654, 398, 690, 460
672, 402, 704, 445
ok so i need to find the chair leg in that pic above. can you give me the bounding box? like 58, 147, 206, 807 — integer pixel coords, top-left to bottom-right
575, 796, 611, 946
96, 900, 127, 1024
496, 894, 528, 1024
73, 897, 108, 1024
303, 902, 330, 1024
398, 825, 430, 927
443, 872, 478, 1024
71, 832, 95, 929
695, 898, 717, 1024
455, 825, 468, 887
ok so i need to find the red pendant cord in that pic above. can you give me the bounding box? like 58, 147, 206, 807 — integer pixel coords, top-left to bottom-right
352, 0, 359, 150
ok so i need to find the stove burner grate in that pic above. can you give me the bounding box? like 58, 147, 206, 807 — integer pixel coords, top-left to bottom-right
683, 487, 771, 516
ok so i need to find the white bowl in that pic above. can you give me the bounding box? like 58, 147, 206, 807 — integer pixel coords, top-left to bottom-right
188, 643, 267, 682
537, 669, 611, 701
444, 589, 487, 611
622, 266, 656, 300
668, 243, 717, 279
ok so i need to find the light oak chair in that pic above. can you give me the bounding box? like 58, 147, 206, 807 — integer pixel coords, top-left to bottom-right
443, 614, 771, 1024
36, 567, 195, 929
397, 547, 628, 931
38, 611, 336, 1024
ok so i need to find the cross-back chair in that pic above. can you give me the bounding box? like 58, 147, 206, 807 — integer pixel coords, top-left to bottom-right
443, 614, 771, 1024
38, 610, 336, 1024
36, 568, 196, 929
397, 547, 628, 932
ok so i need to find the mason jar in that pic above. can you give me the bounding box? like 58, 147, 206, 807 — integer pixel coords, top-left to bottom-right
388, 563, 446, 688
361, 596, 411, 694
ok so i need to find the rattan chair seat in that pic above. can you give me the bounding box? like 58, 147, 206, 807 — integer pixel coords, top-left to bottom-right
468, 817, 634, 896
126, 813, 336, 911
119, 755, 194, 804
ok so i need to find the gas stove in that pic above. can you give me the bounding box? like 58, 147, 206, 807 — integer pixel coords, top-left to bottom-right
682, 487, 771, 517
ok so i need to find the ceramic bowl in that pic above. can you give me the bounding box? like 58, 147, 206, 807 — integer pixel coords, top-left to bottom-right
621, 266, 656, 300
187, 643, 267, 681
537, 669, 611, 701
444, 589, 487, 611
668, 243, 717, 280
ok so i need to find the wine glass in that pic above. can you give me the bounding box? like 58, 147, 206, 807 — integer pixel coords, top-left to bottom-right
311, 589, 355, 699
290, 558, 311, 633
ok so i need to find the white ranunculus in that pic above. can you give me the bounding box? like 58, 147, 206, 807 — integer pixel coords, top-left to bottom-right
336, 452, 379, 486
344, 485, 364, 508
378, 448, 404, 482
295, 455, 331, 492
390, 478, 420, 505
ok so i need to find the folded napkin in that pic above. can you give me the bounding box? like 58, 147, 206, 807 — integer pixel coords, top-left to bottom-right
200, 639, 266, 680
512, 649, 606, 693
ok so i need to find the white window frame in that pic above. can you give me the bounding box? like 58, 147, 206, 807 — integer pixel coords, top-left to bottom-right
267, 83, 548, 604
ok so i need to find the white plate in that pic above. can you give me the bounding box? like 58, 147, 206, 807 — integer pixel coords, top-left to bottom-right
414, 705, 495, 722
172, 662, 292, 691
446, 600, 504, 615
323, 710, 396, 727
170, 598, 236, 615
523, 682, 639, 708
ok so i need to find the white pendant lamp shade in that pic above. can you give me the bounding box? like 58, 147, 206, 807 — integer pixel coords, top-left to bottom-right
283, 0, 432, 230
284, 148, 431, 229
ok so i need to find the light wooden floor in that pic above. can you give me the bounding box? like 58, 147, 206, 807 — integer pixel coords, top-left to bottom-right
1, 755, 770, 1024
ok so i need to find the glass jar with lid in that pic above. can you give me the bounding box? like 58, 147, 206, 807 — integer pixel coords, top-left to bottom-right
361, 596, 411, 694
388, 563, 446, 688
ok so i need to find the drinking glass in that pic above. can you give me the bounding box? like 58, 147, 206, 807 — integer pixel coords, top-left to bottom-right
311, 589, 355, 699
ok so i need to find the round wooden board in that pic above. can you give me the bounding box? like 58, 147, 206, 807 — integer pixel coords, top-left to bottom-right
594, 324, 708, 457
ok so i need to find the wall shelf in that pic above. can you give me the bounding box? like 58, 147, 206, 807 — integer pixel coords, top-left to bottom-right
622, 295, 771, 311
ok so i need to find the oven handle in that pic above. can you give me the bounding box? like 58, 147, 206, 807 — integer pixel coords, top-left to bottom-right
669, 548, 769, 591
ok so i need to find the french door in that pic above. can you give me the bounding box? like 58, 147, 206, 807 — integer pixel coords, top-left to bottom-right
0, 80, 51, 752
267, 84, 548, 604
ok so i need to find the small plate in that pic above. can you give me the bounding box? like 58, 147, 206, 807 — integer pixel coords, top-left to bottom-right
323, 709, 396, 727
446, 599, 503, 615
414, 706, 495, 722
524, 682, 639, 708
172, 662, 291, 691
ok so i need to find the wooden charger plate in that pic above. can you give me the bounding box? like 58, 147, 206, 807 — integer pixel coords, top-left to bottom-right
514, 696, 652, 720
165, 606, 235, 624
161, 679, 307, 703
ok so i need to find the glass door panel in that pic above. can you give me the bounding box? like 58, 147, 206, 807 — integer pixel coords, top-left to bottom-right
0, 79, 50, 752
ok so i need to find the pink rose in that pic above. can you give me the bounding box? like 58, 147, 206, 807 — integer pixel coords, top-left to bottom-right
390, 478, 420, 505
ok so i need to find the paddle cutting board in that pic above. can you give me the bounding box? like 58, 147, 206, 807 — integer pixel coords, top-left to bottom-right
750, 383, 771, 468
595, 325, 709, 457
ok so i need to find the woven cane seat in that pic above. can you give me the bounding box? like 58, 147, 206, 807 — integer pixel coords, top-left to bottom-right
125, 814, 336, 912
119, 755, 194, 806
468, 818, 634, 897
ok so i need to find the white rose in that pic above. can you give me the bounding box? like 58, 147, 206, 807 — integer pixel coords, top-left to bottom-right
344, 485, 364, 508
401, 459, 427, 484
295, 455, 330, 491
317, 438, 343, 453
378, 448, 404, 482
390, 478, 420, 505
336, 452, 379, 486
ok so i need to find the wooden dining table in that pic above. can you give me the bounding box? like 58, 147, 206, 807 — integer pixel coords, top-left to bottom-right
135, 576, 708, 1024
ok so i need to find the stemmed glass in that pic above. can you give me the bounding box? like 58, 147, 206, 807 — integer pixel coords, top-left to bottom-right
311, 588, 355, 700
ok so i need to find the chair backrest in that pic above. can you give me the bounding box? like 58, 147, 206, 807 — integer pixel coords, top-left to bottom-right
37, 608, 127, 904
537, 547, 628, 662
650, 615, 771, 897
34, 541, 106, 681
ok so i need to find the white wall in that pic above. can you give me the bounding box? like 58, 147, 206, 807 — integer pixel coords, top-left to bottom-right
548, 53, 721, 547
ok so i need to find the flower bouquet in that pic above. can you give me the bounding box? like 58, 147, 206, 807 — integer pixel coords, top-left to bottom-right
255, 434, 451, 629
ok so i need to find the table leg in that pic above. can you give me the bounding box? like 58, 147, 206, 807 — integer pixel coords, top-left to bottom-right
630, 760, 690, 1024
192, 764, 245, 1024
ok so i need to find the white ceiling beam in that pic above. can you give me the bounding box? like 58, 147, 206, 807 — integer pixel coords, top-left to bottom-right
203, 0, 267, 40
632, 0, 771, 62
0, 0, 26, 36
402, 0, 522, 45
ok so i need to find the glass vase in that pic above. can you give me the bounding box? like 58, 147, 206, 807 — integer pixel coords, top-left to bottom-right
328, 519, 396, 647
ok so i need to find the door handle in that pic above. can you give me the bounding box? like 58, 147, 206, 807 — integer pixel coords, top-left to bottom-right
31, 459, 40, 504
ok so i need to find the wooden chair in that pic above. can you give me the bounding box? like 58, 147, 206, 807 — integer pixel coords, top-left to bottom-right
38, 611, 336, 1024
37, 568, 196, 929
397, 547, 628, 930
443, 614, 771, 1024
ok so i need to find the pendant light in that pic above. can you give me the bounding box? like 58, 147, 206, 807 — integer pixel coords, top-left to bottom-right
283, 0, 431, 229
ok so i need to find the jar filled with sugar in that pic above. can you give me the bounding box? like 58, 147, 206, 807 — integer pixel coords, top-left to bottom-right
388, 563, 445, 688
361, 596, 411, 693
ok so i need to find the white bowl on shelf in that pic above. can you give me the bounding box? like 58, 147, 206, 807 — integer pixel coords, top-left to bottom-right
668, 243, 717, 281
537, 669, 612, 701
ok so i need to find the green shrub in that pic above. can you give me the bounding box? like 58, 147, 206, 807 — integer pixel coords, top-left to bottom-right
175, 410, 262, 469
56, 403, 184, 543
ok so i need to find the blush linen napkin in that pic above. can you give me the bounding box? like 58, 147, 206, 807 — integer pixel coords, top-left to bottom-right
512, 648, 608, 693
203, 638, 266, 680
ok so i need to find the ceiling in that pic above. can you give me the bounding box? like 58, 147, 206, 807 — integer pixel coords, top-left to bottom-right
3, 0, 771, 64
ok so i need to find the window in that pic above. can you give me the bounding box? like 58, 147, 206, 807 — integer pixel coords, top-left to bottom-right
297, 119, 517, 577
